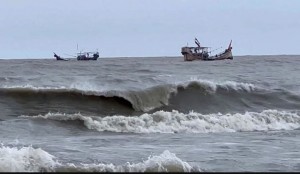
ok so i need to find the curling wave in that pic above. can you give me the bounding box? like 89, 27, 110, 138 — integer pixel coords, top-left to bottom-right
1, 80, 300, 114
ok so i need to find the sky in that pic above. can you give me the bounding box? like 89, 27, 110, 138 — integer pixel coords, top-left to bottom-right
0, 0, 299, 58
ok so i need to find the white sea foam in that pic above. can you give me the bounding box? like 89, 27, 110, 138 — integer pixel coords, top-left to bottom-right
181, 78, 257, 92
2, 84, 66, 90
21, 109, 300, 134
0, 84, 104, 97
69, 80, 110, 93
59, 150, 198, 172
1, 79, 257, 94
0, 144, 59, 172
0, 144, 198, 172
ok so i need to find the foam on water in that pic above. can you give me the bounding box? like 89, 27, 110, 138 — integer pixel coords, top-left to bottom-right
0, 144, 59, 172
0, 144, 199, 172
21, 109, 300, 133
58, 150, 199, 172
181, 78, 257, 92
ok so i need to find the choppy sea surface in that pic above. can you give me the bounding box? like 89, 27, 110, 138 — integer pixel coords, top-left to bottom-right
0, 55, 300, 172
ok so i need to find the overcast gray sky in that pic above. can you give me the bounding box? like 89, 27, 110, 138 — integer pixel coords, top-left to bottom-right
0, 0, 299, 58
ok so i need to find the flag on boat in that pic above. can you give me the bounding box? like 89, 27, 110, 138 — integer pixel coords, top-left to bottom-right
195, 38, 201, 47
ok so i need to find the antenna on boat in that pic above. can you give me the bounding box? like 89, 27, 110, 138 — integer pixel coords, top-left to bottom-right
228, 40, 232, 50
76, 43, 78, 51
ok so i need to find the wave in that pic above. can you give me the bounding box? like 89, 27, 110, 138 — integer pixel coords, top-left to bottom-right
0, 77, 9, 81
0, 144, 199, 172
0, 144, 58, 172
57, 150, 199, 172
0, 84, 174, 112
1, 80, 300, 114
20, 109, 300, 134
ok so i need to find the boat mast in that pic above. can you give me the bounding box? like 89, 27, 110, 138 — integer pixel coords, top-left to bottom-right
228, 40, 232, 50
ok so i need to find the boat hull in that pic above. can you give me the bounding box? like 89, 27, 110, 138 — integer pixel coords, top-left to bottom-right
207, 51, 233, 61
76, 53, 99, 61
182, 47, 233, 61
77, 57, 98, 61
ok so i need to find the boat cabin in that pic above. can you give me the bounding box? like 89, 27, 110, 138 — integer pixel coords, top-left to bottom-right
181, 46, 210, 61
77, 51, 99, 60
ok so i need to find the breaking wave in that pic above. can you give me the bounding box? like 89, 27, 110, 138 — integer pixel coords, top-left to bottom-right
21, 109, 300, 133
57, 150, 199, 172
1, 80, 300, 114
0, 144, 199, 172
0, 144, 58, 172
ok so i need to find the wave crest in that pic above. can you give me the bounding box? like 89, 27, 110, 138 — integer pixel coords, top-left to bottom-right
21, 109, 300, 133
178, 79, 256, 93
58, 150, 198, 172
0, 80, 258, 112
0, 144, 58, 172
0, 144, 199, 172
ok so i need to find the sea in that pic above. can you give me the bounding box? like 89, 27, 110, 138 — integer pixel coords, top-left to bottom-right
0, 55, 300, 172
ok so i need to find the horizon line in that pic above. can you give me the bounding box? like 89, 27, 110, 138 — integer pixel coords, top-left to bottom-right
0, 54, 299, 60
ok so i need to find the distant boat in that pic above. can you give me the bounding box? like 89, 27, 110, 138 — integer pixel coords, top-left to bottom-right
53, 50, 100, 61
181, 38, 233, 61
76, 51, 99, 61
53, 52, 69, 61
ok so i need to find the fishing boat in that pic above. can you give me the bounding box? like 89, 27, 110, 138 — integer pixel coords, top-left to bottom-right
53, 50, 99, 61
181, 38, 233, 61
76, 51, 99, 61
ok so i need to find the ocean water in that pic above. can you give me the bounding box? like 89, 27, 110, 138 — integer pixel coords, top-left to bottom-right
0, 55, 300, 172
